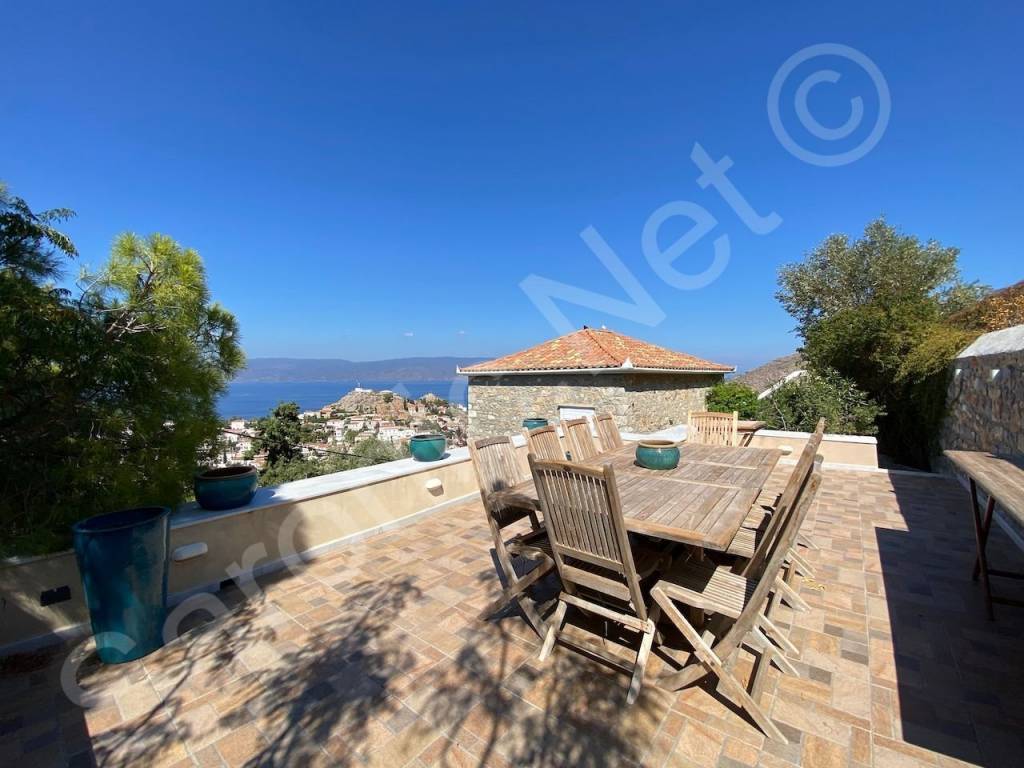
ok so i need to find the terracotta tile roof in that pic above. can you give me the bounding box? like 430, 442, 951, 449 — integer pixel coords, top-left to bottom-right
459, 328, 733, 374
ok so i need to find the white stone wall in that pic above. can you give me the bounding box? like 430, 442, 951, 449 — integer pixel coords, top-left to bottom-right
467, 372, 722, 438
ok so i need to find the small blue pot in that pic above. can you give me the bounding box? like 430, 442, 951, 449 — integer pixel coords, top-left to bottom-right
410, 433, 446, 462
522, 418, 549, 430
635, 440, 680, 470
194, 465, 259, 510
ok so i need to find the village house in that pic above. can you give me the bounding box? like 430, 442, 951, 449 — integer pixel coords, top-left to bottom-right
458, 327, 733, 438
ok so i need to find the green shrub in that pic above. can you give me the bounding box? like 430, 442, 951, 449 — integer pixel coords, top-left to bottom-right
756, 368, 883, 435
705, 381, 760, 419
775, 217, 986, 467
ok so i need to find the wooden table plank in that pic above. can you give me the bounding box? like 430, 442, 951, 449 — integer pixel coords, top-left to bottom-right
577, 443, 781, 490
502, 443, 781, 551
944, 451, 1024, 527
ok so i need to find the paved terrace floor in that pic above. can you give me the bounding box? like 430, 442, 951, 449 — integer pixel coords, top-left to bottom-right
3, 467, 1024, 768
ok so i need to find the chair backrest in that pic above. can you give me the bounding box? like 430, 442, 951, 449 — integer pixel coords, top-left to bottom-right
741, 419, 825, 578
742, 446, 822, 579
594, 413, 624, 450
718, 461, 823, 657
563, 417, 599, 461
688, 411, 739, 446
774, 418, 825, 515
469, 436, 531, 529
528, 456, 647, 619
523, 425, 566, 461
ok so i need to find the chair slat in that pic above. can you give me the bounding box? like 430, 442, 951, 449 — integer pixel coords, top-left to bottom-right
563, 418, 599, 461
595, 413, 624, 450
688, 411, 740, 447
524, 424, 566, 461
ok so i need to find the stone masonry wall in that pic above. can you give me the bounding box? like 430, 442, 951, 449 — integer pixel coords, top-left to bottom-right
940, 332, 1023, 456
467, 372, 722, 438
939, 326, 1023, 541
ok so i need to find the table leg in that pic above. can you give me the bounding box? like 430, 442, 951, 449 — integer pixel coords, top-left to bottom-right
972, 495, 996, 581
969, 479, 995, 621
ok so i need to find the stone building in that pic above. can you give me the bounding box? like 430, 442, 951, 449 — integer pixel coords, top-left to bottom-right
459, 327, 733, 438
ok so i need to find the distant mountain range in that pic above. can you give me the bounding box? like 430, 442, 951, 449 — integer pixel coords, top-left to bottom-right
234, 356, 489, 383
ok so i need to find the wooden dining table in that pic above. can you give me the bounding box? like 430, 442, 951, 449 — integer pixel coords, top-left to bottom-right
496, 442, 783, 552
943, 450, 1024, 619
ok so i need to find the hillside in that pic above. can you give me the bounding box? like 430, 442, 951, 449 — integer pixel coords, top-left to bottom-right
234, 356, 488, 383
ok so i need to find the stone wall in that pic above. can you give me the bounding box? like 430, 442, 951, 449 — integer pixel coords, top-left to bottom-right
467, 372, 722, 437
940, 325, 1024, 456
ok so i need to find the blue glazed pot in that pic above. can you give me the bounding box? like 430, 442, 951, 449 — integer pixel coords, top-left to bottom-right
73, 506, 170, 663
522, 418, 549, 430
410, 433, 446, 462
635, 440, 680, 470
194, 465, 259, 511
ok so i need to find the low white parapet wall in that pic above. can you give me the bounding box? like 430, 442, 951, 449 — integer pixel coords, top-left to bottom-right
746, 429, 878, 469
0, 425, 877, 655
0, 445, 506, 656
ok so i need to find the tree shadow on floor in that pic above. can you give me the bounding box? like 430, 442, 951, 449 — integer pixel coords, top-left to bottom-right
882, 473, 1024, 766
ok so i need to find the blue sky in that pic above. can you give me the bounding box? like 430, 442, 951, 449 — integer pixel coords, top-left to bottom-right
3, 2, 1022, 372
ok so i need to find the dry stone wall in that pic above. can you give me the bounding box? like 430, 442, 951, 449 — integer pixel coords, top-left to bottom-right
467, 372, 721, 438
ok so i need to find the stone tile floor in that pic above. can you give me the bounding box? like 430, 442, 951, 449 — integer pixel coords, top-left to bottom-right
2, 467, 1024, 767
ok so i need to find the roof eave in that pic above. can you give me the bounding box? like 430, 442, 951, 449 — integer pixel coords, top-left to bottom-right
457, 365, 734, 376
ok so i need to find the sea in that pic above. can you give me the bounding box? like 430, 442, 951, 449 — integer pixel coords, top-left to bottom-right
217, 379, 468, 420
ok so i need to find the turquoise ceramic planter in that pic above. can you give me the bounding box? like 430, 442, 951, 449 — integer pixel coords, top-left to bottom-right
635, 440, 680, 470
410, 433, 446, 462
194, 465, 259, 510
73, 506, 170, 663
522, 418, 549, 430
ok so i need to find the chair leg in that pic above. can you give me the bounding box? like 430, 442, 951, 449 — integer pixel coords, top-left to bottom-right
539, 600, 567, 661
749, 627, 799, 677
757, 614, 799, 658
626, 619, 656, 705
774, 574, 809, 612
652, 587, 787, 743
479, 557, 553, 636
788, 548, 816, 579
797, 531, 818, 551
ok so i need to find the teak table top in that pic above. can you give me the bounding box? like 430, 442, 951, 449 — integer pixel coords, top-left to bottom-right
498, 442, 783, 550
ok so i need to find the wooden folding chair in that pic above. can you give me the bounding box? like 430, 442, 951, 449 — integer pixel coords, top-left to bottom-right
594, 412, 624, 450
529, 456, 667, 705
563, 417, 599, 461
687, 410, 739, 446
738, 418, 825, 569
523, 424, 566, 461
470, 436, 555, 634
650, 462, 823, 741
730, 419, 826, 591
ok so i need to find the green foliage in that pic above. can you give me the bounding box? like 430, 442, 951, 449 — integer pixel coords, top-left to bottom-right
776, 217, 984, 467
776, 217, 986, 335
756, 368, 883, 435
252, 402, 406, 487
705, 381, 760, 419
0, 187, 244, 556
254, 402, 307, 465
417, 419, 443, 434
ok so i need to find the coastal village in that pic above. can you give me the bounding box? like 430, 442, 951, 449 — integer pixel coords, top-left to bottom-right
217, 387, 468, 467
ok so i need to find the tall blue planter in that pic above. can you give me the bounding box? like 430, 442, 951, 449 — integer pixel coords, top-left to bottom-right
72, 506, 170, 664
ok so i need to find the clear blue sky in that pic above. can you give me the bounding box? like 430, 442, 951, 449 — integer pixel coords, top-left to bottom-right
3, 2, 1021, 372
